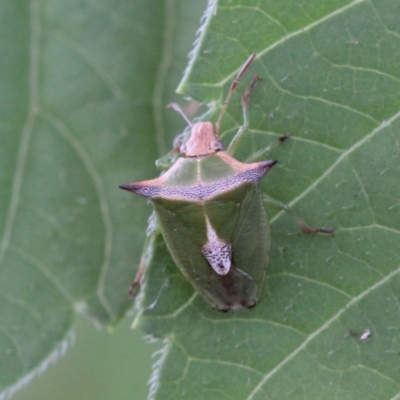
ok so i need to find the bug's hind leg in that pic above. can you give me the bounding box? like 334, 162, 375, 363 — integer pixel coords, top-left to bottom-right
263, 195, 334, 235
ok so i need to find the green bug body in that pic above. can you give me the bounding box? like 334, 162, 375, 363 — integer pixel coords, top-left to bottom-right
123, 146, 276, 310
120, 54, 332, 311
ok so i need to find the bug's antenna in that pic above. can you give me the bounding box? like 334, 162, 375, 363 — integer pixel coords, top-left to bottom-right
215, 53, 256, 136
168, 103, 193, 127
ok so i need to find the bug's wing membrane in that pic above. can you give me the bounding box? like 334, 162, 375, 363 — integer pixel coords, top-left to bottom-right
231, 185, 270, 302
153, 182, 270, 311
205, 183, 270, 309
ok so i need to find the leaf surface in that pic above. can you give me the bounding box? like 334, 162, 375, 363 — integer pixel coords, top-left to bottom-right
135, 1, 400, 399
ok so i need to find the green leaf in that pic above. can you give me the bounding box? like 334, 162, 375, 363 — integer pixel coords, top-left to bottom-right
0, 0, 206, 397
135, 1, 400, 399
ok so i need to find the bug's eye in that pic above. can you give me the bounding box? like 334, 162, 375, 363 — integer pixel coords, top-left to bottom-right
209, 140, 223, 152
173, 133, 186, 152
180, 144, 187, 154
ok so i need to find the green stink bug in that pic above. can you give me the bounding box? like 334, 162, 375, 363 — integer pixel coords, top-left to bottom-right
120, 54, 332, 311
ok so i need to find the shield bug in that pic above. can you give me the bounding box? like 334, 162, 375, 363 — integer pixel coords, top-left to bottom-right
120, 53, 333, 311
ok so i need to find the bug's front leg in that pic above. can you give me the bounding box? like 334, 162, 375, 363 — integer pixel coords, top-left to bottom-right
154, 132, 187, 170
227, 75, 290, 160
263, 194, 334, 235
227, 75, 261, 156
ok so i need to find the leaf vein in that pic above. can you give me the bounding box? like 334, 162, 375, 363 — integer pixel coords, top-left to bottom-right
270, 109, 400, 224
41, 112, 115, 320
9, 244, 76, 303
0, 0, 41, 269
217, 5, 288, 33
250, 129, 343, 152
264, 69, 380, 125
49, 30, 125, 100
280, 272, 352, 299
0, 290, 42, 322
210, 0, 367, 88
152, 0, 178, 155
247, 265, 400, 399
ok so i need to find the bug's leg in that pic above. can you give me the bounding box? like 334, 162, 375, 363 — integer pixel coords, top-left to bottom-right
155, 132, 187, 170
129, 212, 161, 297
227, 75, 261, 156
245, 134, 290, 163
129, 258, 146, 297
263, 194, 334, 235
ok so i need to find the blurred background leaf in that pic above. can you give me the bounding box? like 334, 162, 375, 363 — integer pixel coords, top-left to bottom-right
1, 0, 205, 398
12, 317, 158, 400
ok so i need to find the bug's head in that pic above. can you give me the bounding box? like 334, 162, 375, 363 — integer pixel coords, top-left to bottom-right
167, 103, 224, 157
180, 121, 223, 157
168, 53, 257, 158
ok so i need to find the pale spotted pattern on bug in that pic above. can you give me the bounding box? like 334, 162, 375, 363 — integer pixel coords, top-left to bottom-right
201, 217, 232, 275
